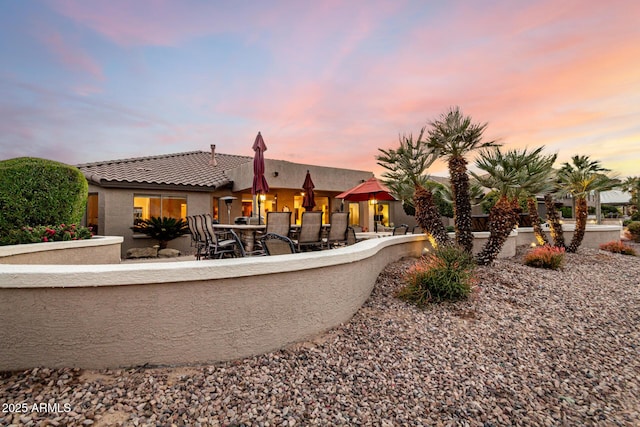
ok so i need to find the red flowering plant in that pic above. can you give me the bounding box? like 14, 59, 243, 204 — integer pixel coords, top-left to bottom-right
0, 224, 93, 245
523, 245, 565, 270
599, 240, 637, 256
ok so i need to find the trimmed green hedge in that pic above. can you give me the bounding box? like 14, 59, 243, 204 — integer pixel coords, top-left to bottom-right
0, 157, 88, 238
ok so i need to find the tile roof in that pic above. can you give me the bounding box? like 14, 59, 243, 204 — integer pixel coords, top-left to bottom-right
77, 151, 252, 190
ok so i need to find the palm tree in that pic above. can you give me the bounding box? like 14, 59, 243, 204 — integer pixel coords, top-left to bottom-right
515, 147, 558, 246
471, 147, 525, 265
544, 192, 565, 248
427, 106, 498, 254
437, 179, 487, 210
557, 155, 616, 253
377, 129, 451, 247
388, 177, 454, 219
620, 176, 640, 215
131, 216, 189, 249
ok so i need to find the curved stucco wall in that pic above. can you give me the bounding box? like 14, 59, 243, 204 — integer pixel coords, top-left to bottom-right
0, 236, 123, 265
0, 235, 427, 371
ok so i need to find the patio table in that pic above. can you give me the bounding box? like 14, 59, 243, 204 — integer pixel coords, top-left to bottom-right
209, 224, 266, 254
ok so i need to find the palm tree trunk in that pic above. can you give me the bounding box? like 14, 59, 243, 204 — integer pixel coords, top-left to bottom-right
544, 194, 565, 248
413, 184, 451, 248
527, 197, 549, 246
449, 156, 474, 254
567, 196, 587, 253
476, 196, 519, 265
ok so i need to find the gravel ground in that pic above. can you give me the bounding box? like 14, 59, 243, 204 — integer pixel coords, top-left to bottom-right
2, 243, 639, 426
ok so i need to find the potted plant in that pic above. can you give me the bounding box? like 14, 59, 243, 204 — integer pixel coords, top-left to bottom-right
131, 216, 189, 249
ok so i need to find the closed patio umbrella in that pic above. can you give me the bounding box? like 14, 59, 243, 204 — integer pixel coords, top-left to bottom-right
302, 170, 315, 211
252, 132, 269, 224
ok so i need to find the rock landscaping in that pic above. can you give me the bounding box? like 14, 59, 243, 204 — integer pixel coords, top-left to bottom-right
1, 243, 639, 426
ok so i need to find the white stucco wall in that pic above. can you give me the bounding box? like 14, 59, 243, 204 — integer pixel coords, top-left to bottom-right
0, 236, 123, 265
0, 235, 427, 371
514, 225, 622, 247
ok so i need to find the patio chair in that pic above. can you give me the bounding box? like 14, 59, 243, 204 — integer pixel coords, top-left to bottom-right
346, 226, 358, 245
324, 212, 350, 248
193, 214, 214, 259
392, 224, 409, 235
411, 225, 423, 234
186, 215, 207, 260
253, 211, 292, 255
266, 211, 292, 236
203, 214, 246, 258
293, 211, 323, 251
259, 233, 296, 256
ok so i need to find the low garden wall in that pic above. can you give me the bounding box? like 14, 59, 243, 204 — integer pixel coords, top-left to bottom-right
0, 236, 123, 265
0, 235, 427, 371
469, 230, 517, 257
515, 224, 622, 247
0, 225, 621, 371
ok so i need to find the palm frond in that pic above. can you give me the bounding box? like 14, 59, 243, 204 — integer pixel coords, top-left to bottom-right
426, 106, 499, 158
376, 128, 438, 187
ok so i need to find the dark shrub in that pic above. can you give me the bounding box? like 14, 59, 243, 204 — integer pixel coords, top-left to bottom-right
559, 206, 572, 218
626, 221, 640, 243
601, 205, 619, 217
0, 157, 88, 238
131, 216, 189, 249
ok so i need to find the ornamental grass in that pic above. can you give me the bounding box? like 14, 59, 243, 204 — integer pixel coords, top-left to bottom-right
398, 244, 477, 306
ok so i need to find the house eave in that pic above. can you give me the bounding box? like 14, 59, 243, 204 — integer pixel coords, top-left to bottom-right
88, 180, 232, 192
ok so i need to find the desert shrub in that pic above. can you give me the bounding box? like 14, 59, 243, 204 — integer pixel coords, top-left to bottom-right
559, 206, 572, 218
0, 224, 93, 245
131, 216, 189, 249
599, 240, 637, 256
398, 245, 477, 306
523, 245, 565, 270
601, 205, 620, 217
626, 221, 640, 242
623, 219, 632, 227
631, 211, 640, 221
0, 157, 88, 238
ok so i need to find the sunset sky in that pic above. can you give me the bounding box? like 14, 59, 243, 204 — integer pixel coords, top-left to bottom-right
1, 0, 639, 178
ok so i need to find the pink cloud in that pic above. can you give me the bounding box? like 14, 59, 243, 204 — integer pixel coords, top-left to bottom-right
39, 30, 104, 81
47, 0, 259, 46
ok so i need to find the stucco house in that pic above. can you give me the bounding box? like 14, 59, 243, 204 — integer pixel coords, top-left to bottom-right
77, 146, 415, 256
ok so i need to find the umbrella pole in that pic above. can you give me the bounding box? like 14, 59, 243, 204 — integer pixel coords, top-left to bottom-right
258, 194, 262, 225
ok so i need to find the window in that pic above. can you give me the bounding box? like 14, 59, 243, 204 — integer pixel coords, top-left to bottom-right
293, 195, 330, 224
374, 202, 390, 227
212, 197, 219, 222
86, 193, 99, 234
348, 202, 360, 226
133, 194, 187, 225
